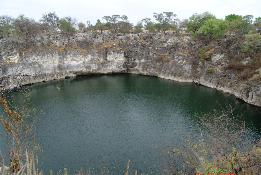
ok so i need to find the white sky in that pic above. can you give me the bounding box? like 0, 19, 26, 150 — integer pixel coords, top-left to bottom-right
0, 0, 260, 24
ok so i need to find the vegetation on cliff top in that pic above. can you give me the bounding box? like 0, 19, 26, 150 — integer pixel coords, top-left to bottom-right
0, 11, 260, 40
0, 12, 260, 56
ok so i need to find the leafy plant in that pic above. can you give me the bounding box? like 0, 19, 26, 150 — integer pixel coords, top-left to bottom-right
196, 19, 227, 39
58, 17, 76, 34
186, 12, 216, 35
225, 14, 250, 35
241, 33, 261, 54
199, 47, 214, 60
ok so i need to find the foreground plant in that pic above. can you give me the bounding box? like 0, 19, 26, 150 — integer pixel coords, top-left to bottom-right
0, 95, 39, 174
166, 108, 261, 175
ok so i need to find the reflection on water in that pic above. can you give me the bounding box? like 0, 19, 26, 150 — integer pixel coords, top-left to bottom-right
1, 74, 261, 174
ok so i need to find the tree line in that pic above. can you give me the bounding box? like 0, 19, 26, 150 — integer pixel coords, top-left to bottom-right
0, 12, 260, 37
0, 12, 260, 50
0, 12, 179, 38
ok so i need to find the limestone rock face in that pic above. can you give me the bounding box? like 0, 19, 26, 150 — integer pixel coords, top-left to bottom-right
0, 33, 260, 107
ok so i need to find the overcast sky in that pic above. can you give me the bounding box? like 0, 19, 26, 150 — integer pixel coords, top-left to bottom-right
1, 0, 260, 24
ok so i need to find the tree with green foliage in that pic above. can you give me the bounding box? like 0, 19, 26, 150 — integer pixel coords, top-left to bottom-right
153, 12, 177, 33
243, 15, 254, 24
186, 12, 229, 39
58, 17, 76, 34
241, 33, 261, 54
186, 12, 216, 34
254, 17, 261, 30
13, 15, 41, 46
225, 14, 250, 34
133, 22, 143, 33
102, 15, 121, 33
0, 16, 14, 39
94, 19, 106, 33
117, 15, 133, 33
225, 14, 242, 22
102, 15, 132, 33
78, 22, 86, 32
254, 17, 261, 34
40, 12, 59, 31
141, 18, 156, 32
196, 18, 227, 39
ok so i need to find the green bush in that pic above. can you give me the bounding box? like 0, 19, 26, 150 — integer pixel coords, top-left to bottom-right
199, 47, 213, 60
207, 68, 215, 74
187, 12, 216, 35
225, 14, 250, 34
58, 17, 76, 34
241, 33, 261, 54
254, 17, 261, 28
0, 16, 14, 38
187, 13, 228, 39
196, 19, 227, 39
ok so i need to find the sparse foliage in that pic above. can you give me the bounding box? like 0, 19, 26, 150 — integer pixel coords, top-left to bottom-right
133, 22, 143, 33
0, 16, 14, 39
40, 12, 59, 32
241, 33, 261, 54
13, 15, 41, 46
58, 17, 76, 34
102, 15, 132, 33
94, 19, 106, 33
78, 22, 86, 32
153, 12, 177, 33
225, 14, 250, 35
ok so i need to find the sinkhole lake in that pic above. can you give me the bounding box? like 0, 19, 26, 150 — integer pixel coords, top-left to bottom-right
1, 74, 261, 174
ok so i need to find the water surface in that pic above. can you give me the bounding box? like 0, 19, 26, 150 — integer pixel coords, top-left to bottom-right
1, 75, 261, 174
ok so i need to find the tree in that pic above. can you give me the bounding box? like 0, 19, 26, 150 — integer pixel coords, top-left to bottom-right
243, 15, 254, 24
187, 12, 216, 34
225, 14, 250, 34
225, 14, 242, 22
241, 33, 261, 54
0, 16, 14, 38
196, 18, 227, 39
40, 12, 59, 31
153, 12, 177, 33
118, 15, 133, 33
102, 15, 132, 33
141, 18, 156, 32
102, 15, 121, 32
78, 22, 86, 32
94, 19, 106, 33
58, 17, 76, 34
13, 15, 41, 46
254, 17, 261, 29
134, 22, 143, 33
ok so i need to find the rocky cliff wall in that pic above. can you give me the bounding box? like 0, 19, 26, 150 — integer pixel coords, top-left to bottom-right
0, 33, 260, 107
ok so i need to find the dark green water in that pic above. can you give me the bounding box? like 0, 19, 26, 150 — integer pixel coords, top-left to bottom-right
0, 75, 261, 174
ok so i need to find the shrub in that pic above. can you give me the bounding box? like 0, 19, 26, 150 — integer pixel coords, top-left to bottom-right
0, 16, 14, 39
12, 15, 42, 45
241, 33, 261, 54
187, 12, 216, 35
207, 68, 215, 74
225, 14, 250, 35
196, 19, 227, 39
58, 17, 76, 34
133, 22, 143, 33
40, 12, 59, 31
199, 47, 214, 60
